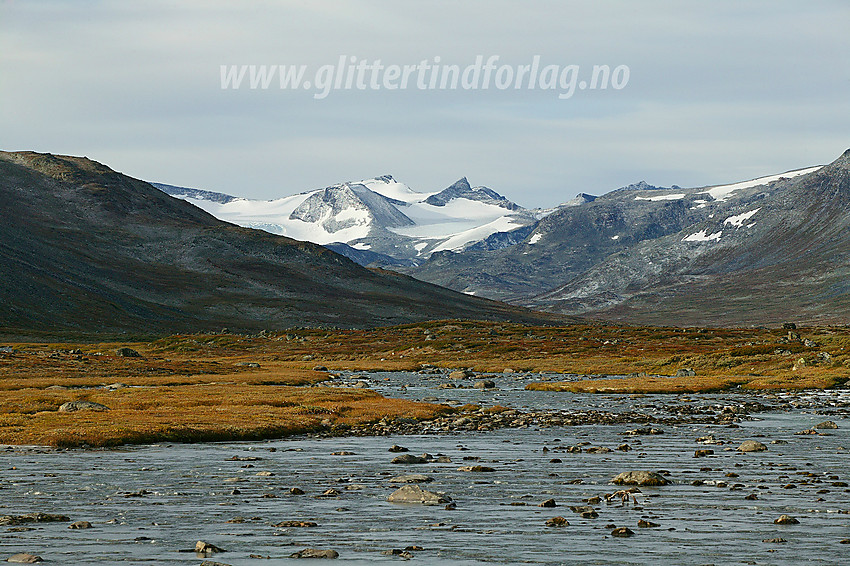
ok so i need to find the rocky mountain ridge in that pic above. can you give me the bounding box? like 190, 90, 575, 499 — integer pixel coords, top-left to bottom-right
0, 151, 565, 334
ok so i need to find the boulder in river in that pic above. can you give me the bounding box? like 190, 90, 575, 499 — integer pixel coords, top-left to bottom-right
388, 474, 434, 484
449, 370, 474, 379
737, 440, 767, 452
391, 454, 429, 464
6, 554, 43, 564
569, 505, 598, 518
611, 471, 669, 486
387, 485, 451, 505
274, 520, 317, 528
68, 521, 92, 529
195, 541, 226, 554
290, 548, 339, 559
0, 513, 70, 525
637, 519, 659, 528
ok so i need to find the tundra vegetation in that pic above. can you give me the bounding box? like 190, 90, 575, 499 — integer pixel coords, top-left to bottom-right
1, 321, 847, 447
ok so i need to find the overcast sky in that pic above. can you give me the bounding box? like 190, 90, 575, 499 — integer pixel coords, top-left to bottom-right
2, 1, 848, 207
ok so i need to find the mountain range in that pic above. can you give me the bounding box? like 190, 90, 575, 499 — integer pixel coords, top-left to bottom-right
154, 175, 538, 267
530, 153, 850, 326
156, 150, 850, 327
0, 151, 564, 335
5, 147, 848, 333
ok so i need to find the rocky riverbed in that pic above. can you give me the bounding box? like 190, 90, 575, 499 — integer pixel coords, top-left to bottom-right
1, 371, 848, 564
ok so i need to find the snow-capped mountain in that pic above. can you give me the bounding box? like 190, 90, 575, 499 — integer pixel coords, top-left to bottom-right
153, 175, 537, 266
404, 162, 829, 313
527, 162, 840, 326
151, 151, 850, 327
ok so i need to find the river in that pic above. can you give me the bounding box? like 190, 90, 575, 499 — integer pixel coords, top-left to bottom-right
1, 371, 848, 564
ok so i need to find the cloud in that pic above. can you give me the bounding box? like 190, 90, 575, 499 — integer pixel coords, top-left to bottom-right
1, 0, 848, 207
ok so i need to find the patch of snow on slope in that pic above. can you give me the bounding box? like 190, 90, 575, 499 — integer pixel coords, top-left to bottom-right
185, 194, 371, 244
333, 205, 370, 225
724, 208, 761, 228
184, 193, 310, 222
430, 216, 525, 253
528, 233, 543, 245
634, 193, 686, 202
682, 229, 722, 242
706, 166, 822, 202
360, 177, 434, 204
393, 199, 519, 238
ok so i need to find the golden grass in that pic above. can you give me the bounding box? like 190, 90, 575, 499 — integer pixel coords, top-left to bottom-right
2, 320, 849, 446
0, 384, 447, 448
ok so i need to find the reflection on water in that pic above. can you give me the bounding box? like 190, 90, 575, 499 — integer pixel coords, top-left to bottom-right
0, 372, 848, 564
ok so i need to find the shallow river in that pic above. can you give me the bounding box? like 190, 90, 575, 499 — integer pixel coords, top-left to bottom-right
1, 372, 848, 565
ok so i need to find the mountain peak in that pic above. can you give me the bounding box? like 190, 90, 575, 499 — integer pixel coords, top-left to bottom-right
450, 177, 471, 191
424, 177, 521, 211
620, 180, 662, 191
828, 148, 850, 170
562, 193, 597, 207
289, 183, 414, 232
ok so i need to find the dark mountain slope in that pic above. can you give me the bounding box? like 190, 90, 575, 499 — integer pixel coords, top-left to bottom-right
407, 190, 709, 301
532, 149, 850, 326
0, 151, 565, 334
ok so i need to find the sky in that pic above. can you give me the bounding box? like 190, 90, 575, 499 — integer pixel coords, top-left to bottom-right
1, 1, 848, 208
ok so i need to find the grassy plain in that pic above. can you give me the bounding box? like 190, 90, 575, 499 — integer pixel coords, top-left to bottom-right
1, 321, 848, 447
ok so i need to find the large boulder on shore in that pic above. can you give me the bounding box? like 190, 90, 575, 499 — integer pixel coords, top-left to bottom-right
58, 401, 109, 413
387, 485, 451, 505
115, 347, 141, 357
611, 471, 669, 486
